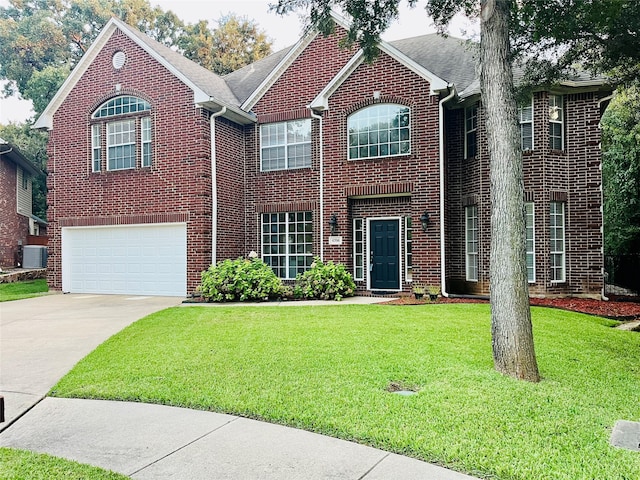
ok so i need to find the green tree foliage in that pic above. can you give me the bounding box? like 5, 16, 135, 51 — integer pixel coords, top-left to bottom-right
0, 123, 48, 219
601, 86, 640, 255
180, 14, 272, 75
0, 0, 187, 116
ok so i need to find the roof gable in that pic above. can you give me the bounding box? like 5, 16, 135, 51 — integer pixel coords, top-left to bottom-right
34, 17, 254, 130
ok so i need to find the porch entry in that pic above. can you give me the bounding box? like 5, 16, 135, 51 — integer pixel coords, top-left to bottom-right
369, 219, 400, 290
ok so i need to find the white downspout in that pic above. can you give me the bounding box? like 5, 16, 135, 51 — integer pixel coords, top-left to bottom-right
308, 107, 324, 260
210, 107, 227, 266
439, 86, 455, 298
597, 94, 613, 301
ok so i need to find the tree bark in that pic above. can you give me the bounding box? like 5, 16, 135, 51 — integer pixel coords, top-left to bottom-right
480, 0, 540, 382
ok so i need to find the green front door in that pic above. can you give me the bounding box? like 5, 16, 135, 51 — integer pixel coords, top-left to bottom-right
370, 219, 400, 290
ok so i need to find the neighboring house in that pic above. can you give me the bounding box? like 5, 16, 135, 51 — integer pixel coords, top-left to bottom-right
34, 14, 611, 298
0, 138, 45, 268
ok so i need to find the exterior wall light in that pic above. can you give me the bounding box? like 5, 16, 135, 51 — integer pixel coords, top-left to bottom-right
329, 213, 338, 235
420, 211, 430, 232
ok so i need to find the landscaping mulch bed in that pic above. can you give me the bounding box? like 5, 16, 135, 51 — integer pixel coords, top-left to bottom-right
383, 295, 640, 321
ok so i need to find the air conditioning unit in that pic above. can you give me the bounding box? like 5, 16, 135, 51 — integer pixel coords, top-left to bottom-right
23, 245, 48, 269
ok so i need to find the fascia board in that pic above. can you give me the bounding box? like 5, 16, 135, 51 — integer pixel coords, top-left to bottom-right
310, 50, 364, 111
240, 31, 319, 112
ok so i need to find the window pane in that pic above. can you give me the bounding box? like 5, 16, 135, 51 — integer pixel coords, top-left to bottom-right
347, 104, 410, 159
465, 205, 479, 281
107, 120, 136, 170
261, 120, 311, 171
261, 211, 313, 279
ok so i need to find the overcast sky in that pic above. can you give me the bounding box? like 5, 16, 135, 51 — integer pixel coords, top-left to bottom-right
0, 0, 478, 124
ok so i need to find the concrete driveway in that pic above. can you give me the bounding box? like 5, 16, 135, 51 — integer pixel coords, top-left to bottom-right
0, 293, 182, 431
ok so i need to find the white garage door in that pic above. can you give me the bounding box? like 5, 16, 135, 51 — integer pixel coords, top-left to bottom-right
62, 223, 187, 296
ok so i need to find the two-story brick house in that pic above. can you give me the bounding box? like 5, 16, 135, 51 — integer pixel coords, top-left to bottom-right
35, 13, 611, 297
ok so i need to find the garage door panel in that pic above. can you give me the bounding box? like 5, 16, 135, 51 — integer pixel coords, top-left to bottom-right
63, 224, 187, 296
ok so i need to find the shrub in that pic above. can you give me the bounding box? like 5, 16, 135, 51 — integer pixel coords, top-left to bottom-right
294, 257, 356, 301
200, 257, 283, 302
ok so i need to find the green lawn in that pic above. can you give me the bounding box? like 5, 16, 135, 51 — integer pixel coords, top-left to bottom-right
0, 448, 128, 480
0, 278, 48, 302
51, 304, 640, 480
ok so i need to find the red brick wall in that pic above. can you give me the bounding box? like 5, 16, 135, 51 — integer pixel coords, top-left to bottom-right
247, 29, 442, 292
46, 28, 212, 292
446, 91, 605, 297
0, 159, 29, 267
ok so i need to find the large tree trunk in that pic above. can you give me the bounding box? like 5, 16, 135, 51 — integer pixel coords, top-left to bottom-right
480, 0, 540, 382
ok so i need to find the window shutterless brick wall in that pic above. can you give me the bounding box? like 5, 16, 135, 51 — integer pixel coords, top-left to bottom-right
46, 30, 213, 293
247, 28, 442, 292
446, 91, 606, 297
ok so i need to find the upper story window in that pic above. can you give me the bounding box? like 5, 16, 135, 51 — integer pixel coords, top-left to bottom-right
549, 94, 564, 151
260, 119, 311, 171
465, 104, 478, 159
519, 98, 534, 151
348, 104, 410, 160
91, 95, 152, 172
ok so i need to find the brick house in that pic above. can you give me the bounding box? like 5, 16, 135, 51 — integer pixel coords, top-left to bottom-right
35, 14, 611, 297
0, 138, 44, 268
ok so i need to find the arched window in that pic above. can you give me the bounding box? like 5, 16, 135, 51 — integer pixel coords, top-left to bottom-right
348, 104, 410, 160
91, 96, 152, 172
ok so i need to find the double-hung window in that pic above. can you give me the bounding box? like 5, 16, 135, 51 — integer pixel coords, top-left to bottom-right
348, 104, 410, 160
91, 95, 152, 172
525, 202, 535, 283
549, 94, 564, 151
260, 119, 311, 171
519, 98, 534, 151
262, 212, 313, 279
465, 104, 478, 158
465, 205, 479, 282
550, 202, 566, 282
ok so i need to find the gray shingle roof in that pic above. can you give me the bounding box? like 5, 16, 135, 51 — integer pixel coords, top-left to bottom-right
123, 23, 241, 106
223, 46, 294, 105
390, 34, 478, 94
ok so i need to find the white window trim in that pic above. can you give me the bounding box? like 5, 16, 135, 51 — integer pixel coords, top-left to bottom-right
550, 202, 566, 283
91, 124, 101, 172
347, 104, 411, 161
549, 94, 564, 151
465, 205, 478, 282
261, 211, 313, 280
405, 216, 413, 282
353, 218, 365, 281
141, 116, 152, 168
106, 119, 136, 171
260, 119, 312, 172
519, 98, 534, 152
464, 104, 478, 159
525, 202, 535, 283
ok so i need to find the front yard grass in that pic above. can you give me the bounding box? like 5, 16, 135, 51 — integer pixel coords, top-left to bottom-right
0, 448, 128, 480
51, 304, 640, 480
0, 279, 48, 302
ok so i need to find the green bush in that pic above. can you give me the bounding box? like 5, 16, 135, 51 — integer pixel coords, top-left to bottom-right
294, 257, 356, 301
200, 257, 283, 302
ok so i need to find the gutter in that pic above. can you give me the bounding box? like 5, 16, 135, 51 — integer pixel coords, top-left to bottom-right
439, 86, 456, 298
209, 106, 227, 266
307, 106, 324, 260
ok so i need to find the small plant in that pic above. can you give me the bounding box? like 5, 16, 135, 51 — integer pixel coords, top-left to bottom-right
412, 284, 425, 299
427, 285, 440, 301
294, 257, 356, 301
200, 257, 283, 302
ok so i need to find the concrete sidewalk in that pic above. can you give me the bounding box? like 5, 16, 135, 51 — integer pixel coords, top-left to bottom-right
0, 293, 480, 479
0, 397, 479, 479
